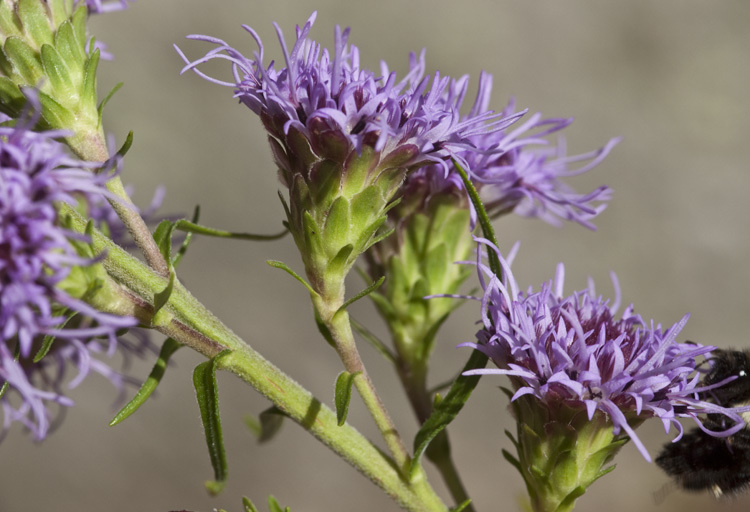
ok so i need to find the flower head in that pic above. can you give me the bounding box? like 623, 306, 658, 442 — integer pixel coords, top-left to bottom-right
177, 13, 519, 301
0, 107, 139, 440
414, 92, 618, 230
463, 239, 745, 461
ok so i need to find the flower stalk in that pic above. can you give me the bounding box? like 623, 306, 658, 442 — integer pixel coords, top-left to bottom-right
59, 202, 447, 512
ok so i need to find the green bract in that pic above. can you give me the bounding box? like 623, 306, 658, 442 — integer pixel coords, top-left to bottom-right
0, 0, 102, 151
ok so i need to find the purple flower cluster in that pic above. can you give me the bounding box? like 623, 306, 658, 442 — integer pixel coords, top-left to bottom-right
176, 12, 521, 180
408, 94, 618, 229
0, 111, 138, 440
462, 239, 745, 461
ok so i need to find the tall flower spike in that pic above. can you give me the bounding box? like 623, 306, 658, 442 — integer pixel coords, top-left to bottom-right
176, 12, 521, 304
0, 104, 139, 441
461, 239, 745, 512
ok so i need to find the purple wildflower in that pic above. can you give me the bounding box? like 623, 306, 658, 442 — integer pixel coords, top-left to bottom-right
414, 91, 618, 230
462, 238, 745, 461
176, 12, 521, 180
0, 108, 138, 440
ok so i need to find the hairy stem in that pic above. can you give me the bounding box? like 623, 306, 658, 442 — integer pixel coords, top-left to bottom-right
313, 290, 412, 474
70, 133, 170, 277
60, 204, 448, 512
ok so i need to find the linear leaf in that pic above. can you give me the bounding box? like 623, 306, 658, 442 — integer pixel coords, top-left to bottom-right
109, 338, 182, 426
334, 371, 360, 426
193, 350, 231, 495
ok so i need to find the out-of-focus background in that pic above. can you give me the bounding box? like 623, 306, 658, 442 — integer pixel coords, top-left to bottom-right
2, 1, 749, 511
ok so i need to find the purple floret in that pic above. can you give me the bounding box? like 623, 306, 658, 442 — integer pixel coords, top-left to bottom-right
462, 238, 746, 461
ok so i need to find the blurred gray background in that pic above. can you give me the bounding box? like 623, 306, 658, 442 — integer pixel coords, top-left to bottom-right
2, 1, 749, 511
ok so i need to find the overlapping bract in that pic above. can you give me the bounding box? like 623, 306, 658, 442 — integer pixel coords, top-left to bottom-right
463, 239, 745, 460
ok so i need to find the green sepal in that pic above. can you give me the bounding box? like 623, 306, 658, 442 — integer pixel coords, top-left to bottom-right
335, 276, 384, 316
53, 20, 85, 72
17, 0, 54, 49
0, 76, 26, 117
322, 196, 350, 254
193, 350, 231, 495
326, 243, 354, 278
267, 496, 290, 512
243, 497, 259, 512
175, 219, 287, 241
109, 337, 182, 426
244, 405, 286, 444
409, 349, 488, 479
33, 310, 77, 362
48, 0, 70, 28
0, 2, 23, 40
80, 46, 99, 122
450, 500, 472, 512
3, 36, 44, 84
40, 43, 72, 93
301, 211, 325, 264
334, 370, 360, 426
70, 6, 87, 52
266, 260, 317, 297
37, 88, 73, 128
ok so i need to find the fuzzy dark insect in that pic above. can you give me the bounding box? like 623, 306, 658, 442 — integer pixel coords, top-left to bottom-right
656, 349, 750, 497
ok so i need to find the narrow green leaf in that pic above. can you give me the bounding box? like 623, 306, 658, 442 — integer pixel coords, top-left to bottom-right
266, 260, 317, 297
244, 405, 286, 444
34, 310, 77, 362
153, 219, 174, 263
0, 380, 8, 399
115, 130, 134, 158
452, 159, 501, 277
409, 349, 487, 479
334, 370, 360, 426
109, 338, 182, 426
172, 205, 200, 268
335, 276, 384, 315
153, 268, 175, 319
175, 219, 287, 241
267, 496, 289, 512
4, 36, 44, 84
362, 226, 394, 252
451, 500, 473, 512
97, 81, 123, 119
193, 351, 231, 495
350, 316, 396, 363
242, 497, 259, 512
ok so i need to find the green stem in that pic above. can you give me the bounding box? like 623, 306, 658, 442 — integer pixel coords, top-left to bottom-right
397, 360, 474, 512
313, 292, 412, 474
60, 203, 448, 512
70, 132, 170, 277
